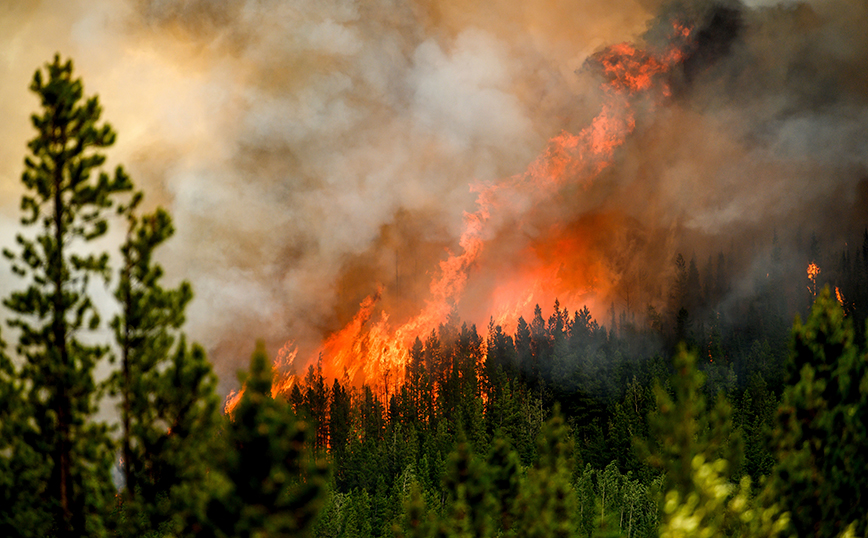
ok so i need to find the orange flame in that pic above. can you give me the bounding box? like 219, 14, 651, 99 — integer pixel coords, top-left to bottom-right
224, 340, 299, 415
223, 388, 243, 415
271, 341, 298, 398
223, 22, 696, 409
807, 262, 820, 296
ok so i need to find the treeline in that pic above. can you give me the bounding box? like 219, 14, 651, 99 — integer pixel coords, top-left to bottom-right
281, 283, 868, 538
2, 55, 868, 538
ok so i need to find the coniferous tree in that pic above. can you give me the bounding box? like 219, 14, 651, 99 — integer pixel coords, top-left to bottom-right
486, 436, 521, 535
513, 409, 577, 538
0, 329, 51, 536
2, 54, 132, 536
650, 348, 788, 538
208, 342, 328, 538
767, 287, 868, 537
515, 317, 533, 383
330, 378, 352, 455
575, 464, 596, 538
441, 439, 496, 538
110, 189, 222, 535
304, 357, 330, 451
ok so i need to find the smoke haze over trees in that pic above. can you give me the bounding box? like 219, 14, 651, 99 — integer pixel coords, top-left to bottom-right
3, 41, 868, 536
3, 0, 868, 386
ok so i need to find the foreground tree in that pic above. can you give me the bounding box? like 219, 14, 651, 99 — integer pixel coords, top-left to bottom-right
767, 287, 868, 537
651, 349, 789, 538
2, 54, 131, 536
513, 409, 578, 538
207, 342, 328, 537
0, 329, 52, 536
110, 190, 223, 535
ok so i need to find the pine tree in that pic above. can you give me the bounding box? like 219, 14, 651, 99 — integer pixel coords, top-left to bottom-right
208, 342, 328, 538
650, 348, 788, 538
2, 54, 132, 536
514, 408, 577, 538
486, 436, 521, 534
575, 464, 595, 538
0, 328, 52, 536
767, 287, 868, 537
109, 189, 222, 535
440, 438, 496, 538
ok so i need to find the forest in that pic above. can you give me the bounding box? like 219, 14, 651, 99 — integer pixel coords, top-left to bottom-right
2, 56, 868, 538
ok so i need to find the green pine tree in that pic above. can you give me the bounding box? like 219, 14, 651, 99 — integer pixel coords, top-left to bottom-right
0, 327, 52, 536
110, 189, 223, 536
766, 287, 868, 537
208, 342, 329, 538
513, 408, 577, 538
650, 348, 788, 538
441, 438, 496, 538
2, 54, 132, 537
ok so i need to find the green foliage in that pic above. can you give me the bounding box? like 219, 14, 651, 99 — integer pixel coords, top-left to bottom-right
109, 187, 222, 536
315, 486, 374, 538
394, 481, 429, 538
0, 329, 52, 536
441, 439, 496, 538
208, 342, 328, 538
644, 346, 742, 499
486, 436, 522, 534
2, 53, 131, 537
574, 464, 596, 538
767, 287, 868, 537
651, 348, 789, 538
659, 458, 788, 538
514, 409, 578, 538
114, 338, 223, 536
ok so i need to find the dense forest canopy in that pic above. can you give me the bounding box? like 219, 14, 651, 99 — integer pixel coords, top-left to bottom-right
0, 54, 867, 538
2, 0, 868, 382
2, 0, 868, 536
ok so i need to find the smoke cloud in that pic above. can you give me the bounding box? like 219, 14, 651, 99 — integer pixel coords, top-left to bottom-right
2, 0, 867, 390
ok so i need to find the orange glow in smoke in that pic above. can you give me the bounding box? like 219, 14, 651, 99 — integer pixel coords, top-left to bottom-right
224, 22, 696, 409
807, 262, 820, 296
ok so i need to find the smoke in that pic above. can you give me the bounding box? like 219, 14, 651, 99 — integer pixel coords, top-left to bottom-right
1, 0, 867, 390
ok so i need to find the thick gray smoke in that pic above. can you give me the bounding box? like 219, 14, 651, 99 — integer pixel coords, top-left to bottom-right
1, 0, 867, 390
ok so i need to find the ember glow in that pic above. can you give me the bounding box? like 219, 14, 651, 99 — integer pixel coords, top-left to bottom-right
808, 262, 820, 297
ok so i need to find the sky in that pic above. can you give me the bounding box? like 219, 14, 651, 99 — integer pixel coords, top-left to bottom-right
2, 0, 868, 391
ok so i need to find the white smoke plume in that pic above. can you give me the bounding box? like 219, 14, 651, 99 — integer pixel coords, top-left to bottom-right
1, 0, 867, 390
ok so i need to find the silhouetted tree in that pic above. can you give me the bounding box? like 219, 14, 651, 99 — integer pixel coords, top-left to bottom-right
2, 54, 131, 536
208, 342, 328, 538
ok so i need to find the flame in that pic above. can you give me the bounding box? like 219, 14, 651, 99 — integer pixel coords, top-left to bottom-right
224, 340, 299, 415
835, 286, 845, 307
223, 22, 696, 409
223, 388, 243, 415
271, 341, 298, 398
807, 262, 820, 296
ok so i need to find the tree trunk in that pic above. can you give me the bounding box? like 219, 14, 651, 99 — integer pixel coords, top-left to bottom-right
52, 123, 73, 536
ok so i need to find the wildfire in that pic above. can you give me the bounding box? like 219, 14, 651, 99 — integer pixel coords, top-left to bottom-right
224, 340, 299, 415
225, 21, 698, 409
807, 262, 820, 297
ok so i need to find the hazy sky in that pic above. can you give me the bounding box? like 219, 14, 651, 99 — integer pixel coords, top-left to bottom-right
2, 0, 867, 389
